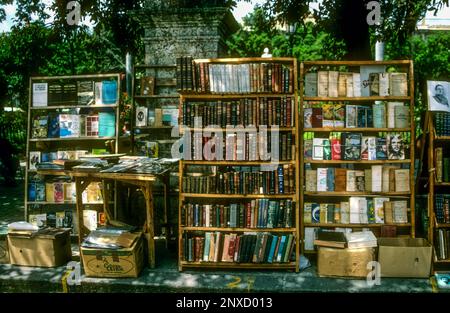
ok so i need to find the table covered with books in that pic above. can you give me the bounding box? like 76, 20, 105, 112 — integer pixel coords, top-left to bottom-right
36, 156, 178, 268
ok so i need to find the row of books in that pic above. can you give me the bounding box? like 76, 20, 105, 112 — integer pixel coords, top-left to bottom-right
434, 112, 450, 136
135, 106, 178, 127
32, 80, 118, 107
29, 211, 76, 229
28, 180, 103, 203
181, 97, 294, 128
180, 199, 294, 229
304, 71, 407, 97
182, 232, 295, 264
435, 147, 450, 183
305, 133, 408, 161
305, 165, 410, 193
29, 150, 89, 171
135, 140, 159, 158
185, 132, 294, 161
304, 198, 409, 225
177, 57, 295, 94
182, 165, 295, 195
32, 112, 116, 138
435, 194, 450, 224
304, 102, 410, 129
435, 229, 450, 260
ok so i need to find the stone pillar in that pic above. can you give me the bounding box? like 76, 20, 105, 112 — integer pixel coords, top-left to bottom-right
132, 6, 239, 65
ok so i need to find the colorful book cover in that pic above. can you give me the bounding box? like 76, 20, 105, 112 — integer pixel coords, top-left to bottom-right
32, 116, 48, 138
101, 80, 118, 104
333, 104, 345, 128
59, 114, 80, 138
29, 151, 41, 171
48, 113, 60, 138
98, 111, 116, 137
342, 132, 362, 160
322, 104, 334, 127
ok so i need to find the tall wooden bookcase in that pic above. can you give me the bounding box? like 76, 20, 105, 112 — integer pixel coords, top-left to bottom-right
177, 57, 300, 271
25, 74, 121, 233
424, 111, 450, 271
299, 60, 415, 255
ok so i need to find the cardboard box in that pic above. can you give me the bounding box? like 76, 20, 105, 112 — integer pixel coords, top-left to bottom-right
378, 237, 432, 278
7, 228, 72, 267
317, 246, 375, 278
81, 233, 144, 278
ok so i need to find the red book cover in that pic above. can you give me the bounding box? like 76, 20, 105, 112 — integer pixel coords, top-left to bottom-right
54, 182, 64, 203
331, 138, 342, 160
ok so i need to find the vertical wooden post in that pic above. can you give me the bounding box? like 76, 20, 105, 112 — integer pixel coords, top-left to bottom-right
143, 181, 155, 268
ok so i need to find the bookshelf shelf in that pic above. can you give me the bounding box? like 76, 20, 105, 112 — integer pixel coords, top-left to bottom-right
306, 128, 411, 133
135, 126, 173, 130
434, 183, 450, 187
30, 104, 117, 110
303, 192, 411, 197
303, 96, 410, 101
306, 160, 411, 164
180, 261, 296, 269
182, 227, 295, 232
434, 136, 450, 141
303, 223, 411, 228
436, 223, 450, 228
26, 73, 121, 234
134, 95, 179, 99
435, 259, 450, 263
299, 60, 416, 255
182, 160, 296, 166
29, 136, 116, 142
178, 57, 300, 272
181, 193, 296, 199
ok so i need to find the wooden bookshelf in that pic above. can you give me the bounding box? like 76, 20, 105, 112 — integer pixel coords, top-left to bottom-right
178, 57, 300, 272
425, 111, 450, 271
299, 60, 416, 255
25, 73, 121, 234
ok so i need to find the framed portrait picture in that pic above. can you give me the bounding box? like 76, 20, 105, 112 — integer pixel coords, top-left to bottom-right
428, 80, 450, 112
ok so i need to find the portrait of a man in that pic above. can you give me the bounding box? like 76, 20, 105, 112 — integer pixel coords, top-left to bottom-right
387, 134, 405, 160
428, 81, 450, 111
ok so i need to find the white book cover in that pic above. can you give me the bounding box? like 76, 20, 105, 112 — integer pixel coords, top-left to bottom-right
346, 170, 357, 192
312, 138, 324, 160
392, 200, 408, 223
353, 73, 361, 97
345, 73, 354, 97
82, 209, 97, 231
349, 197, 363, 224
345, 230, 377, 248
367, 136, 377, 160
371, 165, 383, 192
317, 168, 328, 192
305, 73, 318, 97
94, 82, 103, 105
387, 102, 404, 128
205, 205, 211, 227
318, 71, 329, 97
360, 65, 386, 97
328, 71, 339, 97
345, 105, 358, 128
427, 81, 450, 112
379, 72, 390, 96
304, 227, 317, 251
374, 197, 389, 223
359, 197, 368, 224
32, 83, 48, 107
390, 73, 408, 96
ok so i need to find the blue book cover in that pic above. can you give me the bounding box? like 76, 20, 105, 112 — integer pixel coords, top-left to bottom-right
326, 167, 335, 191
28, 183, 36, 201
277, 235, 287, 262
101, 80, 118, 104
312, 203, 320, 223
277, 165, 284, 194
98, 112, 116, 137
267, 235, 278, 263
48, 113, 60, 138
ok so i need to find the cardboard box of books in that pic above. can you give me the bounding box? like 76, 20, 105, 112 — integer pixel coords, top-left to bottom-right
378, 237, 432, 278
80, 230, 144, 278
8, 228, 72, 267
317, 246, 375, 278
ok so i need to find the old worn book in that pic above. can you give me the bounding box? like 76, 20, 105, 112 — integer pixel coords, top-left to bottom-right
394, 169, 410, 192
314, 230, 347, 249
389, 72, 408, 96
369, 73, 380, 96
383, 201, 394, 224
140, 76, 155, 96
387, 102, 403, 128
334, 104, 345, 128
304, 107, 313, 128
320, 203, 328, 223
346, 170, 357, 192
304, 203, 312, 224
380, 225, 397, 237
373, 102, 386, 128
353, 73, 361, 97
345, 105, 358, 128
392, 200, 408, 223
379, 72, 390, 96
389, 168, 396, 192
305, 170, 317, 192
345, 73, 354, 97
335, 168, 347, 192
436, 147, 443, 183
338, 73, 349, 97
340, 201, 350, 224
394, 105, 410, 128
311, 107, 323, 127
305, 73, 318, 97
318, 71, 329, 97
322, 104, 335, 127
349, 197, 365, 224
355, 170, 365, 192
371, 165, 383, 192
364, 169, 372, 192
328, 71, 339, 97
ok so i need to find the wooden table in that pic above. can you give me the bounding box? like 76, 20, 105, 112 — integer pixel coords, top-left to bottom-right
37, 169, 169, 269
